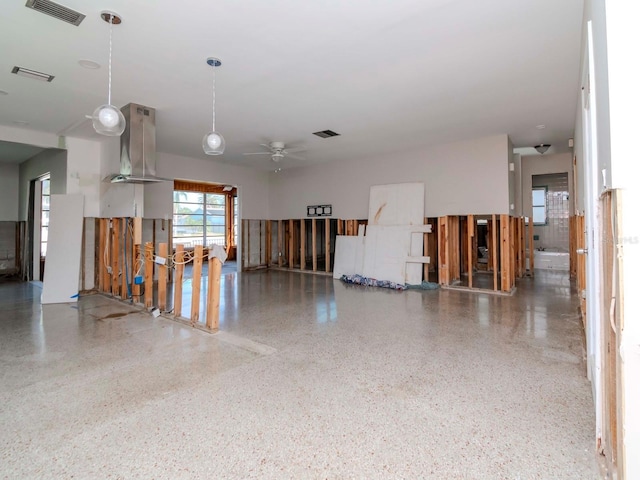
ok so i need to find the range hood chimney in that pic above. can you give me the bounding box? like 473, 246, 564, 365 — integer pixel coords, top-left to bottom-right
107, 103, 168, 184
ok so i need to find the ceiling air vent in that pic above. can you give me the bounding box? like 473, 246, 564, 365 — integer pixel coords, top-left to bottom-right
25, 0, 85, 26
313, 130, 340, 139
11, 66, 55, 82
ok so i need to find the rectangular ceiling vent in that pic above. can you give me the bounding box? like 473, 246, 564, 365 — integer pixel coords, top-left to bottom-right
313, 130, 340, 139
25, 0, 85, 26
11, 66, 55, 82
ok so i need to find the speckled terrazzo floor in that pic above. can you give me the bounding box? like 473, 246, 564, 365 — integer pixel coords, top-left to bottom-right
0, 271, 599, 479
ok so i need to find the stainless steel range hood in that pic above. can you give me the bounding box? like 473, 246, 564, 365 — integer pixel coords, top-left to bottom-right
107, 103, 169, 184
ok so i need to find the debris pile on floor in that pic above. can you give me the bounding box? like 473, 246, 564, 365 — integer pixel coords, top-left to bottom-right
340, 274, 407, 291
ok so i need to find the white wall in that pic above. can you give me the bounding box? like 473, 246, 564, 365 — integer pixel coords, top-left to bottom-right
65, 137, 103, 217
144, 151, 271, 220
0, 125, 60, 150
603, 1, 640, 478
0, 163, 19, 221
18, 149, 67, 221
507, 136, 517, 215
520, 153, 574, 219
269, 134, 510, 219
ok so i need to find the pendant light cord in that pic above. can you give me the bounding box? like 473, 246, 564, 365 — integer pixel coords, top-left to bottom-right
211, 65, 216, 131
108, 15, 113, 106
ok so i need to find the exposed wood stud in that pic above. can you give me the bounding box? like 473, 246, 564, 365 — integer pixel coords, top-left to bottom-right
173, 244, 184, 317
206, 256, 222, 331
158, 242, 168, 311
438, 216, 448, 285
132, 244, 141, 302
191, 245, 204, 324
325, 218, 331, 273
278, 220, 283, 267
120, 219, 128, 299
111, 219, 120, 297
528, 216, 535, 273
311, 218, 317, 272
467, 214, 474, 288
492, 214, 498, 291
265, 220, 272, 266
289, 219, 294, 267
144, 241, 153, 308
300, 219, 306, 270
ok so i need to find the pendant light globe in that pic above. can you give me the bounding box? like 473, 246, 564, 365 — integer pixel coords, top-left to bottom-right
203, 57, 225, 155
92, 104, 125, 136
203, 131, 226, 155
93, 11, 125, 137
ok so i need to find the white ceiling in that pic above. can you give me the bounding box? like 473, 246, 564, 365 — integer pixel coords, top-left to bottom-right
0, 140, 46, 164
0, 0, 584, 170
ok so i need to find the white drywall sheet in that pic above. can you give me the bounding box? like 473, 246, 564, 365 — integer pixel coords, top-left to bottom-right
42, 194, 84, 304
333, 235, 365, 279
362, 225, 431, 285
368, 183, 424, 226
368, 183, 425, 283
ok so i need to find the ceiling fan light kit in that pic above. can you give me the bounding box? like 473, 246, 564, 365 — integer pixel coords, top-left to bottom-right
203, 57, 225, 155
92, 11, 126, 137
243, 141, 306, 163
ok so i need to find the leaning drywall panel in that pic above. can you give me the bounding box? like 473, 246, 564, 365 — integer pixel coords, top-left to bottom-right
368, 183, 425, 283
333, 235, 365, 279
368, 183, 424, 226
362, 226, 409, 285
42, 194, 84, 304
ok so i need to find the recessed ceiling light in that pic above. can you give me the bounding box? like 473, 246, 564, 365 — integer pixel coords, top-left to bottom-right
535, 124, 546, 130
78, 59, 100, 69
0, 90, 8, 95
13, 120, 30, 126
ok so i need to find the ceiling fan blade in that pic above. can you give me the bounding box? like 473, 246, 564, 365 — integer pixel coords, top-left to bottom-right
243, 151, 272, 156
286, 153, 306, 161
284, 147, 307, 154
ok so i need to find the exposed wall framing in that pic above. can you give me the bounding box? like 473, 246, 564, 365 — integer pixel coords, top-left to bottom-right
599, 190, 624, 475
0, 221, 26, 280
571, 214, 587, 323
438, 215, 525, 293
89, 217, 222, 332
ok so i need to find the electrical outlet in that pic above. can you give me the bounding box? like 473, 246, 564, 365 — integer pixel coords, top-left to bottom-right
134, 275, 143, 285
154, 256, 166, 265
107, 266, 112, 274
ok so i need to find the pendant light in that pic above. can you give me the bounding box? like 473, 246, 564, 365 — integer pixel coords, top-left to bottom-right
92, 11, 125, 136
202, 57, 225, 155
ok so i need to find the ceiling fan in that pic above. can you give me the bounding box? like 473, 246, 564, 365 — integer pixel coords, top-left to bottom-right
243, 141, 306, 162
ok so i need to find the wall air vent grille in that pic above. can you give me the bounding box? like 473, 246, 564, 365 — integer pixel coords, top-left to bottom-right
25, 0, 85, 26
312, 130, 340, 139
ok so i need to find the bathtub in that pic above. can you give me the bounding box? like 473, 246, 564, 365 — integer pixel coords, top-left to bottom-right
531, 249, 570, 271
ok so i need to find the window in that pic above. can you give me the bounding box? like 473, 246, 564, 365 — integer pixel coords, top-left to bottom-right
173, 191, 226, 247
233, 195, 238, 246
40, 176, 50, 257
172, 180, 238, 253
532, 187, 547, 225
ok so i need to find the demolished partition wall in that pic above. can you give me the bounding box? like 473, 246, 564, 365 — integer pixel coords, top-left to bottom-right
241, 213, 526, 293
81, 217, 221, 331
242, 218, 363, 272
438, 214, 528, 293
